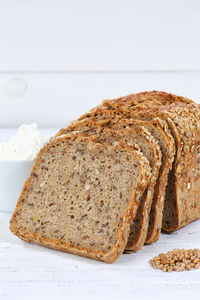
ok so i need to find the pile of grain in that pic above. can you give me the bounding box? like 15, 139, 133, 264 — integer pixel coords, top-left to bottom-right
150, 249, 200, 272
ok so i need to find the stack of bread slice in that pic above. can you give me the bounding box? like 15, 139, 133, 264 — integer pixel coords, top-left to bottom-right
10, 91, 200, 263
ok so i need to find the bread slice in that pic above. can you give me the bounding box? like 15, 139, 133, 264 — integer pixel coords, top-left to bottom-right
56, 123, 161, 251
10, 133, 151, 263
64, 108, 174, 244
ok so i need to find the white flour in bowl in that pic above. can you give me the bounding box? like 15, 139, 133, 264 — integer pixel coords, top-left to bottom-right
0, 123, 48, 160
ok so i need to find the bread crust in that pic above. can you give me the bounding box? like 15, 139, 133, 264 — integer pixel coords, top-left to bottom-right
101, 90, 194, 107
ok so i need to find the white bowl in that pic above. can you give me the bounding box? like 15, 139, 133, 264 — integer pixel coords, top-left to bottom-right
0, 160, 33, 213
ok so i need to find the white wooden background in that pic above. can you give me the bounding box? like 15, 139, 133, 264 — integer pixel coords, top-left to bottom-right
1, 1, 200, 299
1, 212, 200, 300
0, 0, 200, 128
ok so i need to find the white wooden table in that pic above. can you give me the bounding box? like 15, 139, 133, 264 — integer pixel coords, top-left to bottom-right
1, 212, 200, 300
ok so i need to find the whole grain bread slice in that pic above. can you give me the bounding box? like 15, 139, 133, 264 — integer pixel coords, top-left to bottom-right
10, 133, 151, 263
56, 123, 161, 251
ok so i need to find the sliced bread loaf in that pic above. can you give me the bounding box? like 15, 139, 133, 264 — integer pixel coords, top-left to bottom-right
10, 133, 151, 263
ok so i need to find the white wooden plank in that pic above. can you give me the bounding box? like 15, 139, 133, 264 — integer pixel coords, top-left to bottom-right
1, 212, 200, 300
0, 72, 200, 127
0, 0, 200, 71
